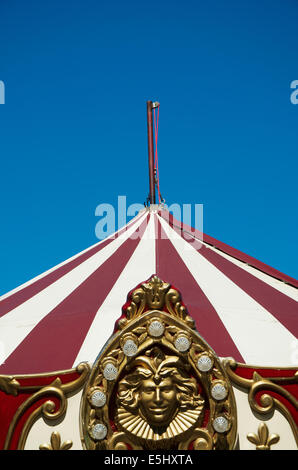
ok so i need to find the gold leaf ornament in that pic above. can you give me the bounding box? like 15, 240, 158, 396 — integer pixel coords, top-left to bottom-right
247, 423, 280, 450
39, 431, 73, 450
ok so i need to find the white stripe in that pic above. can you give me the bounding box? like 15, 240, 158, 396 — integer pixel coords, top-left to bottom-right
202, 243, 298, 301
166, 213, 298, 300
159, 216, 296, 366
73, 214, 156, 366
0, 211, 146, 301
0, 213, 148, 365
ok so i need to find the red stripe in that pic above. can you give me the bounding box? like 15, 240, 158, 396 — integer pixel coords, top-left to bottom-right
155, 218, 244, 361
162, 213, 298, 337
0, 213, 144, 318
158, 210, 298, 288
0, 215, 149, 374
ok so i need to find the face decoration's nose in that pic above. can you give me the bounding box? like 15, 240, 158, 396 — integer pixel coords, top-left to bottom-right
154, 387, 162, 404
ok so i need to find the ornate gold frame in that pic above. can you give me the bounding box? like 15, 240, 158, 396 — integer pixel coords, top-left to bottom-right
80, 276, 238, 450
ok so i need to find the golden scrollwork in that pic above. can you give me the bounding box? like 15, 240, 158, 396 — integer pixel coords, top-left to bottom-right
39, 431, 73, 450
80, 276, 237, 450
4, 362, 90, 450
223, 358, 298, 446
247, 422, 279, 450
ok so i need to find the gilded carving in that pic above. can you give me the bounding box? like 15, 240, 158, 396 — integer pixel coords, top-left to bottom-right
3, 362, 90, 450
224, 358, 298, 446
80, 276, 237, 450
39, 431, 73, 450
115, 347, 204, 447
247, 423, 279, 450
0, 376, 20, 396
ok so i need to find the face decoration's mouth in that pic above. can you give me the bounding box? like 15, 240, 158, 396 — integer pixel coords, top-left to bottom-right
149, 407, 167, 414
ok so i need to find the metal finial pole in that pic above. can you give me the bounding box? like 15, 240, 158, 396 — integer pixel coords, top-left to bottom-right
147, 100, 156, 205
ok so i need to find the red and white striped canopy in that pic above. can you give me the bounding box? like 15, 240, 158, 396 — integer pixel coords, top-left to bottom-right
0, 207, 297, 374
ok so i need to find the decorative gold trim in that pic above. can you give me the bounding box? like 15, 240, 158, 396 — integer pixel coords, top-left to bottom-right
39, 431, 73, 450
247, 422, 279, 450
80, 277, 238, 450
223, 358, 298, 446
118, 276, 195, 330
0, 376, 20, 396
107, 432, 143, 450
4, 362, 90, 450
178, 427, 213, 450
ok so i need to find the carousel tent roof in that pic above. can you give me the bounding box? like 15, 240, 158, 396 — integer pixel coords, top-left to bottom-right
0, 207, 297, 375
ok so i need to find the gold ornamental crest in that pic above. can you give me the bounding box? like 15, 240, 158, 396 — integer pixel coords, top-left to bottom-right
80, 276, 237, 450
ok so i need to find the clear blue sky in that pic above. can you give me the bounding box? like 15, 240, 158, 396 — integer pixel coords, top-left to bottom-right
0, 0, 297, 295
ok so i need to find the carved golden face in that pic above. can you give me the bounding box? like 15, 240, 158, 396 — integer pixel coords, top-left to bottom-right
116, 348, 204, 436
139, 376, 178, 427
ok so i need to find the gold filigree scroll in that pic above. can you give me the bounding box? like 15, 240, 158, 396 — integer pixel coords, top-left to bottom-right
4, 362, 90, 450
80, 276, 237, 450
224, 358, 298, 446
